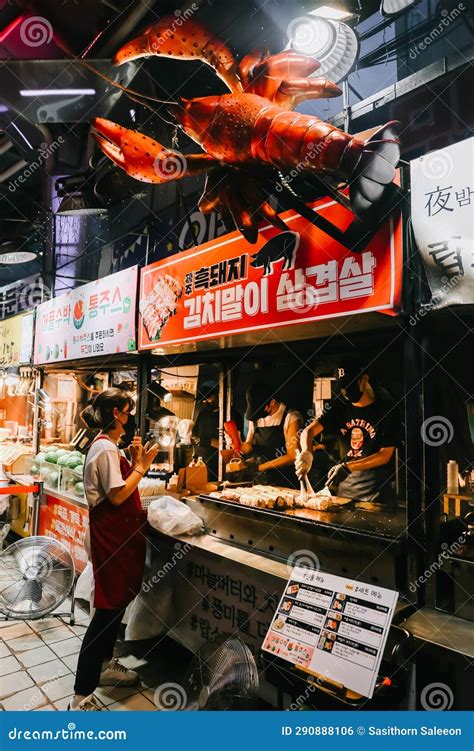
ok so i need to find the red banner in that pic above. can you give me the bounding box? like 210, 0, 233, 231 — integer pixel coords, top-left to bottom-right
138, 198, 402, 350
38, 495, 89, 574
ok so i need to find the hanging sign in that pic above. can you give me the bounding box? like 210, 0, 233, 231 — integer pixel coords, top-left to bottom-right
411, 137, 474, 307
262, 567, 398, 699
34, 267, 138, 364
138, 198, 402, 350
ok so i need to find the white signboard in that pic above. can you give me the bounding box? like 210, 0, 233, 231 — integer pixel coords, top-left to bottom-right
20, 313, 34, 364
262, 567, 398, 699
411, 137, 474, 307
34, 267, 138, 364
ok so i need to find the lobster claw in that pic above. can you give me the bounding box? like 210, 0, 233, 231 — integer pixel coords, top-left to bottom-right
92, 118, 216, 184
113, 16, 242, 93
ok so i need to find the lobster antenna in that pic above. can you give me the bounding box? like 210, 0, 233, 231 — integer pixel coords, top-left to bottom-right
124, 91, 178, 128
76, 58, 177, 106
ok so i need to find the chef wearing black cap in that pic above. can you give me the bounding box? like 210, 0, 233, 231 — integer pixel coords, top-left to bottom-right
241, 383, 303, 488
296, 361, 399, 506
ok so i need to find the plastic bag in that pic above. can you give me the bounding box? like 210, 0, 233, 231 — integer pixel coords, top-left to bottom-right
124, 576, 174, 641
74, 560, 95, 616
147, 496, 203, 536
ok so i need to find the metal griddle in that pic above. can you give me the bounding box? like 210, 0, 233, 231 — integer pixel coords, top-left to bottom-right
197, 493, 406, 539
189, 494, 407, 592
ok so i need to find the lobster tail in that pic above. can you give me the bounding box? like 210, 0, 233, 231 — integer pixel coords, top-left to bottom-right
347, 121, 401, 217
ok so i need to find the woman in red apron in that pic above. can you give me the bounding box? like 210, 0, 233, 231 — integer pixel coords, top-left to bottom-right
69, 389, 158, 711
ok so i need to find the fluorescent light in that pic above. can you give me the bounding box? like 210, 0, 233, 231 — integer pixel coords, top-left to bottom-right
0, 105, 8, 113
0, 251, 37, 264
309, 5, 353, 20
20, 89, 96, 97
10, 121, 33, 150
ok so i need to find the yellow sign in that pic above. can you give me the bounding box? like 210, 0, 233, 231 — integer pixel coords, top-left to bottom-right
0, 313, 34, 367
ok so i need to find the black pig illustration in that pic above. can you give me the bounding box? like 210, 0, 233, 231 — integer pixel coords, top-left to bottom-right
249, 231, 300, 275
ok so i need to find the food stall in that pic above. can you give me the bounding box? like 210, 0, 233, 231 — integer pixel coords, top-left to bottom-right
23, 266, 146, 573
135, 190, 438, 707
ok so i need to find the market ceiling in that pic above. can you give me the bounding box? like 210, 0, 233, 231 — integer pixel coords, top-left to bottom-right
0, 0, 383, 286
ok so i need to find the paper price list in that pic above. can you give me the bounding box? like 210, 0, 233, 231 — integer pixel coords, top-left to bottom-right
262, 567, 398, 698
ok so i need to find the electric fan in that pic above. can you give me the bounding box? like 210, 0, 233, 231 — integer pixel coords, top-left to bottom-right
0, 536, 75, 620
180, 636, 259, 710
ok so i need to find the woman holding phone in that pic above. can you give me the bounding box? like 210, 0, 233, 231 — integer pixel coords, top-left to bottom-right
69, 389, 158, 711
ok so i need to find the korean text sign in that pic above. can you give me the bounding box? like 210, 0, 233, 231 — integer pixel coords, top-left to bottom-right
38, 495, 89, 573
34, 267, 138, 364
411, 137, 473, 307
138, 199, 402, 349
262, 567, 398, 699
0, 312, 33, 366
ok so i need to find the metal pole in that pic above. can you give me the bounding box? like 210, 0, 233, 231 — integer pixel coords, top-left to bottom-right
342, 79, 351, 133
31, 482, 42, 536
137, 353, 151, 442
218, 366, 225, 483
32, 368, 43, 456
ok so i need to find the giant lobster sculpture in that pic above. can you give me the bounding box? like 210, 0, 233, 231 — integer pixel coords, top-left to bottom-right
93, 16, 401, 243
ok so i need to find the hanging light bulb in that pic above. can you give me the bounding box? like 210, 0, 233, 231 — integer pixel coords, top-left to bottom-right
5, 366, 20, 387
380, 0, 420, 18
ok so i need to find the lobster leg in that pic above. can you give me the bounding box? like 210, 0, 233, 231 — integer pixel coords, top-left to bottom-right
113, 16, 243, 93
92, 118, 217, 184
242, 50, 341, 107
199, 168, 287, 244
275, 78, 342, 108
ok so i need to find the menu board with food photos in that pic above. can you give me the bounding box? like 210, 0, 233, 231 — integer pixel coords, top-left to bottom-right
262, 567, 398, 699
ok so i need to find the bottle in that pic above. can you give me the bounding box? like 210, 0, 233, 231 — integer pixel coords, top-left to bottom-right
447, 460, 459, 494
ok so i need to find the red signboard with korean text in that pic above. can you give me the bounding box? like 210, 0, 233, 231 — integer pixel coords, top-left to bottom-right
138, 198, 402, 349
38, 495, 89, 573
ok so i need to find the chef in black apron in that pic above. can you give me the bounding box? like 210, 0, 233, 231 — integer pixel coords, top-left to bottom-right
296, 360, 399, 506
241, 383, 302, 489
